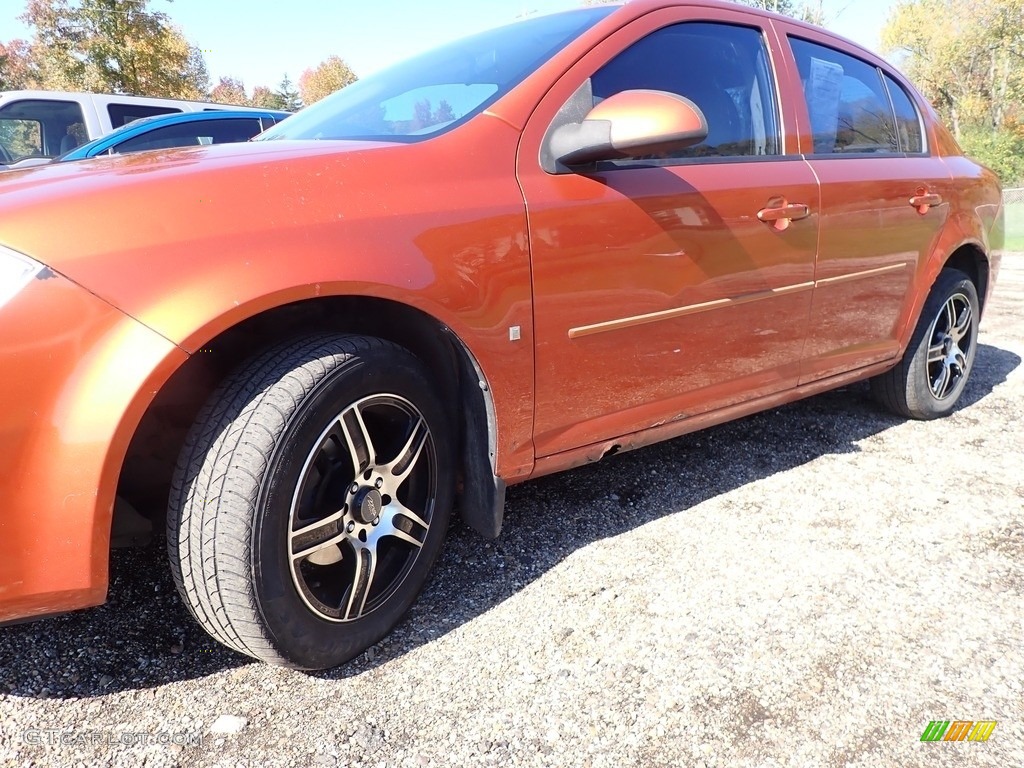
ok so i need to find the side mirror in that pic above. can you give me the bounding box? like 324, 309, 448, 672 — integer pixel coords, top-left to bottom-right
549, 89, 708, 167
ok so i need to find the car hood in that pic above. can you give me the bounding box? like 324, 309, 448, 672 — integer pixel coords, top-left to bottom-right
0, 138, 399, 212
0, 138, 404, 312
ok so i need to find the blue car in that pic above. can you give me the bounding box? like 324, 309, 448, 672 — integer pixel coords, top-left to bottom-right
59, 109, 290, 161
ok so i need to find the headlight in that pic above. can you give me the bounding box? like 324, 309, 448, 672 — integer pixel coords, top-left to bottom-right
0, 245, 44, 310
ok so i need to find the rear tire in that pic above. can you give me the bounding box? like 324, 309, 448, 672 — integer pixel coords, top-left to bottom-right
870, 268, 979, 420
167, 334, 454, 670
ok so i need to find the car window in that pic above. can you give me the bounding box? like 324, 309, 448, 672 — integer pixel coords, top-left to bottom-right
0, 118, 41, 164
789, 38, 898, 155
256, 7, 615, 143
883, 73, 925, 153
588, 22, 780, 160
107, 103, 182, 129
112, 118, 265, 154
0, 99, 87, 161
379, 84, 497, 135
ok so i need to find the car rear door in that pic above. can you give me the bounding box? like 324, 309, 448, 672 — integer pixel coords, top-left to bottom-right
517, 7, 821, 458
775, 27, 954, 383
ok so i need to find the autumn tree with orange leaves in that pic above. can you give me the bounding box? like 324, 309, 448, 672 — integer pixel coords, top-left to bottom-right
298, 56, 357, 106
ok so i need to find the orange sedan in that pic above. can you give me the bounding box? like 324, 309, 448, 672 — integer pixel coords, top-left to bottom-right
0, 1, 1002, 670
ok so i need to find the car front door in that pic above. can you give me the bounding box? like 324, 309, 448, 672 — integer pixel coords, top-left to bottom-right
780, 31, 954, 383
517, 9, 821, 458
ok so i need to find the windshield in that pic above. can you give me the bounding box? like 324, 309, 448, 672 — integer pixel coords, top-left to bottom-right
256, 7, 615, 143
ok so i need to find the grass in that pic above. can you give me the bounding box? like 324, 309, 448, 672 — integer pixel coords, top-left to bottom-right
1004, 202, 1024, 251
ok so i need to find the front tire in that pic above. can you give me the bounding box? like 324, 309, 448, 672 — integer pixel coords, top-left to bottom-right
167, 334, 454, 670
871, 268, 980, 419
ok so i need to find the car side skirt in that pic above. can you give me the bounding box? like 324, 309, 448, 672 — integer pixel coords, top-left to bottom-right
526, 358, 896, 482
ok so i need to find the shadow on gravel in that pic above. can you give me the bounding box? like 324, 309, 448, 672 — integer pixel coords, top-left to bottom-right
1, 344, 1018, 697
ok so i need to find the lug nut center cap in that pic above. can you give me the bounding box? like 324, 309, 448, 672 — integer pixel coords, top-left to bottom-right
353, 487, 383, 524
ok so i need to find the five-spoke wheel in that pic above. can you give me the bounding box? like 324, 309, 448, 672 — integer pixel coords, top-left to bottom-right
289, 395, 437, 623
925, 291, 973, 401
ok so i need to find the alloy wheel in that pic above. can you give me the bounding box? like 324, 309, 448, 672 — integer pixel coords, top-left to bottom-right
288, 394, 437, 622
925, 292, 973, 400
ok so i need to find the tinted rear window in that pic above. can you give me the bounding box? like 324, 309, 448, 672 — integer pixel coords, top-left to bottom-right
789, 38, 898, 155
883, 74, 925, 153
108, 103, 182, 128
113, 118, 266, 153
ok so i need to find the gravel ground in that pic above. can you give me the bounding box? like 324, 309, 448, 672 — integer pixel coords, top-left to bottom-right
1, 256, 1022, 768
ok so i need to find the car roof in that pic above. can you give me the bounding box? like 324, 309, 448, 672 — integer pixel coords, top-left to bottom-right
599, 0, 883, 57
0, 90, 280, 112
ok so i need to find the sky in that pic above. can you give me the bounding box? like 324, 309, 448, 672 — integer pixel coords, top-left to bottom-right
0, 0, 897, 92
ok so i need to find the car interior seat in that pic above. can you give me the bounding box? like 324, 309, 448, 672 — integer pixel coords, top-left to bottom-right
677, 78, 745, 156
59, 132, 79, 153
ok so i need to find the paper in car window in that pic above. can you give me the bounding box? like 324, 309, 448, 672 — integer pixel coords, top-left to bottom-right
807, 57, 843, 153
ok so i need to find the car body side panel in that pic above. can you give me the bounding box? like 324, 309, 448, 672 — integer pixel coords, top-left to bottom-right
797, 157, 952, 382
938, 156, 1004, 301
0, 274, 185, 622
0, 125, 537, 482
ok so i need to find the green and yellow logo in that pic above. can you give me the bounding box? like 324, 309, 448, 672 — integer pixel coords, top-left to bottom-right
920, 720, 997, 742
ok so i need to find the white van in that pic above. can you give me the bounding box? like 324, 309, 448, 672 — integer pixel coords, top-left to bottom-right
0, 90, 278, 168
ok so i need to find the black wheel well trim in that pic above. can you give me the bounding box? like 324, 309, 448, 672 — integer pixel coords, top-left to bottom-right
444, 325, 506, 539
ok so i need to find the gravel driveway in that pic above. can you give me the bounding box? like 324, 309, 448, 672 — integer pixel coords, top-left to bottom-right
2, 256, 1021, 768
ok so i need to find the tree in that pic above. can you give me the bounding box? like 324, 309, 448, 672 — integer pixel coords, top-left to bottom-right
249, 85, 279, 109
882, 0, 1024, 138
0, 40, 35, 90
434, 99, 455, 123
210, 76, 248, 106
298, 55, 357, 105
274, 74, 302, 111
957, 123, 1024, 186
18, 0, 209, 98
882, 0, 1024, 183
413, 98, 433, 129
735, 0, 797, 12
410, 99, 457, 131
734, 0, 827, 21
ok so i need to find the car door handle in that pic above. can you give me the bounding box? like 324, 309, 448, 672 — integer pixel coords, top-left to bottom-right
757, 202, 810, 231
909, 193, 942, 214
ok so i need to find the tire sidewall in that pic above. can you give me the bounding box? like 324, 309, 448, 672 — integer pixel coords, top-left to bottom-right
252, 345, 454, 670
906, 271, 980, 418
